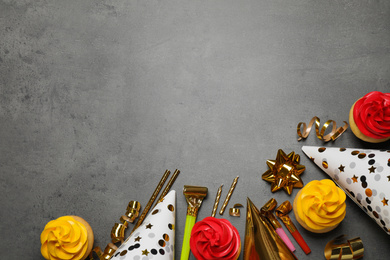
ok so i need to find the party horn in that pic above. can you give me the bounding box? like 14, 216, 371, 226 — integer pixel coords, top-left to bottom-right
180, 185, 208, 260
276, 201, 311, 255
260, 198, 296, 252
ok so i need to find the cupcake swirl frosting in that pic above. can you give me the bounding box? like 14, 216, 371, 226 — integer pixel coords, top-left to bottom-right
40, 216, 89, 260
295, 179, 346, 231
353, 91, 390, 139
190, 217, 241, 260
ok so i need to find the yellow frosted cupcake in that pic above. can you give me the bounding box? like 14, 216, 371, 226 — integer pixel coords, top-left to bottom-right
293, 179, 346, 233
40, 216, 94, 260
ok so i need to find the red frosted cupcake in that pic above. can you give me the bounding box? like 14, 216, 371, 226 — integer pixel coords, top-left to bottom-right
349, 91, 390, 143
190, 217, 241, 260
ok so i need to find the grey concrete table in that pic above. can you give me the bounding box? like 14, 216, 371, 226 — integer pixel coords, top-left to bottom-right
1, 0, 390, 259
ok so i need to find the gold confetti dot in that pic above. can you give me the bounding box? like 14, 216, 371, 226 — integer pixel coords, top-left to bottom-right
319, 147, 326, 153
163, 233, 170, 241
365, 188, 372, 197
167, 204, 174, 211
322, 161, 328, 169
351, 150, 360, 156
358, 153, 366, 159
158, 239, 166, 247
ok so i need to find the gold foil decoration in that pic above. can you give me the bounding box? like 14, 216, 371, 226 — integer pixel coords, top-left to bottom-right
211, 184, 223, 217
297, 116, 349, 142
92, 243, 118, 260
262, 149, 305, 195
244, 198, 298, 260
324, 235, 364, 260
111, 222, 128, 243
131, 169, 171, 233
229, 203, 243, 217
219, 176, 239, 215
120, 200, 141, 223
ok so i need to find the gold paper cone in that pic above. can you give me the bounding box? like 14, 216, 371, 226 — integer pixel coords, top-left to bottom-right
244, 198, 297, 260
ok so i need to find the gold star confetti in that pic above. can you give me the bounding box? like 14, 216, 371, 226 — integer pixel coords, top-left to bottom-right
134, 236, 141, 242
351, 175, 358, 183
382, 198, 389, 206
368, 166, 376, 173
142, 249, 149, 256
262, 149, 305, 195
338, 164, 345, 172
145, 223, 153, 229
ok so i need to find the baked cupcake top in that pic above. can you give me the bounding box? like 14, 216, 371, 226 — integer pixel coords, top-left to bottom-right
353, 91, 390, 139
190, 216, 241, 260
40, 216, 89, 260
295, 179, 346, 231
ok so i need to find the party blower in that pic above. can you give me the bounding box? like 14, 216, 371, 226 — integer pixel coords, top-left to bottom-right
261, 198, 295, 252
276, 201, 311, 255
180, 185, 208, 260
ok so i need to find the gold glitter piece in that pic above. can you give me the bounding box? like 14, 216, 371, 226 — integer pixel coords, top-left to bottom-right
297, 117, 348, 142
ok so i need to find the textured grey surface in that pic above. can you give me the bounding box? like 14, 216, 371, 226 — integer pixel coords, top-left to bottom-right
1, 0, 390, 259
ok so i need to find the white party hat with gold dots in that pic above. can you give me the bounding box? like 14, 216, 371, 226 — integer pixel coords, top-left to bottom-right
111, 190, 176, 260
302, 146, 390, 235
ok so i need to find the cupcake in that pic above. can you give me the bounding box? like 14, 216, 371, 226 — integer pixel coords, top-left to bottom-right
190, 216, 241, 260
293, 179, 346, 233
40, 216, 94, 260
349, 91, 390, 143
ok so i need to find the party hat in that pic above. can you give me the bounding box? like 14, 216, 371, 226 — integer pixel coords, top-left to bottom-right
302, 146, 390, 235
243, 198, 297, 260
111, 190, 176, 259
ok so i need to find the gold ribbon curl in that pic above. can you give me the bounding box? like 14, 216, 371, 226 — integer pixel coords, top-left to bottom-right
297, 117, 349, 142
324, 235, 364, 260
